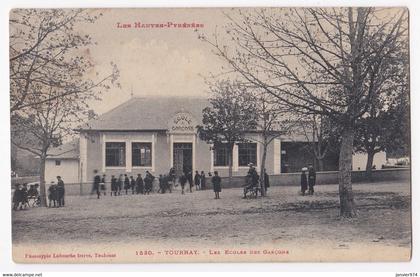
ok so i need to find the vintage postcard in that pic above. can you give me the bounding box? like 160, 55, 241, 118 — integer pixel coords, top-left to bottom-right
10, 7, 411, 263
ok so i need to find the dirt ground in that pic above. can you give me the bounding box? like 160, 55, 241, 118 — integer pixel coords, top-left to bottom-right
11, 181, 411, 262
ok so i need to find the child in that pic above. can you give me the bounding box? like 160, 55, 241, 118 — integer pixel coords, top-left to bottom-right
212, 171, 222, 199
12, 184, 22, 210
100, 174, 106, 195
179, 173, 187, 195
194, 170, 201, 191
111, 175, 117, 196
130, 176, 136, 194
124, 174, 130, 195
200, 171, 206, 190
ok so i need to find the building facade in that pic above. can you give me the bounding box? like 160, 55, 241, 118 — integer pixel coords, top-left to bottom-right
71, 97, 387, 183
76, 97, 293, 183
45, 139, 80, 184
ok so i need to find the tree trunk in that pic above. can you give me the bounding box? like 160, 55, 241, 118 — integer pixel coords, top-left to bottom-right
39, 154, 47, 207
338, 127, 357, 217
228, 145, 233, 186
260, 142, 268, 196
365, 150, 375, 180
317, 158, 324, 172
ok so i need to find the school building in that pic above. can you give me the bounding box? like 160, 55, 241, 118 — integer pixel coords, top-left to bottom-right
45, 97, 386, 184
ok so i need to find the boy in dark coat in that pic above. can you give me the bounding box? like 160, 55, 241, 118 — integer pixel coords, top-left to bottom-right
21, 183, 29, 209
308, 165, 316, 195
300, 168, 308, 196
12, 184, 22, 210
179, 173, 187, 195
200, 171, 206, 190
111, 175, 117, 196
162, 174, 172, 193
100, 174, 106, 196
130, 176, 136, 194
117, 174, 123, 195
124, 174, 130, 195
194, 171, 201, 191
145, 171, 155, 194
92, 171, 101, 199
48, 182, 58, 207
186, 171, 193, 193
212, 171, 222, 199
136, 174, 144, 194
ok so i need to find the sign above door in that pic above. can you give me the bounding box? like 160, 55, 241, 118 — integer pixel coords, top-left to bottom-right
167, 111, 198, 134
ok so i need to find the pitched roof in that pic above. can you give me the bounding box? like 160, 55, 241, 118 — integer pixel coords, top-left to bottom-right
79, 97, 209, 131
46, 139, 79, 159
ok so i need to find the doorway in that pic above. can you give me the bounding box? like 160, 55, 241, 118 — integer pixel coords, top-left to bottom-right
173, 143, 193, 176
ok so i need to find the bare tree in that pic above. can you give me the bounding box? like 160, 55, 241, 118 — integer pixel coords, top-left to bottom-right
10, 9, 118, 113
197, 80, 258, 185
299, 114, 340, 171
246, 89, 295, 196
354, 40, 409, 177
200, 8, 408, 217
10, 9, 120, 206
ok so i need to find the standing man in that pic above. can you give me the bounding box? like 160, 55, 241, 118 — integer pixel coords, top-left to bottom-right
308, 165, 316, 195
56, 176, 66, 206
212, 171, 222, 199
92, 170, 101, 199
194, 170, 201, 191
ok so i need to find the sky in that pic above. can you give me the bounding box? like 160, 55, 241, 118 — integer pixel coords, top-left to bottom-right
80, 8, 234, 115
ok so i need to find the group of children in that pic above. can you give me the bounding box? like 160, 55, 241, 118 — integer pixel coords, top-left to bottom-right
12, 183, 39, 210
13, 166, 317, 210
91, 168, 223, 199
12, 175, 66, 210
91, 170, 158, 198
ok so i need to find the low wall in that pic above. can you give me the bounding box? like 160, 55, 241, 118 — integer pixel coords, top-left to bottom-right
219, 168, 410, 189
11, 168, 410, 196
11, 176, 39, 186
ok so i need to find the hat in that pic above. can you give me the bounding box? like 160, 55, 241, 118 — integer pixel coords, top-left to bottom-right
248, 163, 254, 167
302, 167, 308, 171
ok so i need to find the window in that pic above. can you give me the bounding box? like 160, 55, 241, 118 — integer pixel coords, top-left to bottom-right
132, 142, 152, 167
55, 160, 61, 166
238, 143, 257, 166
213, 143, 230, 166
105, 142, 126, 167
